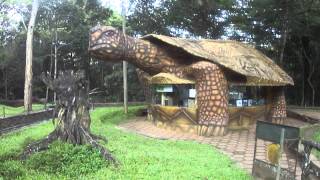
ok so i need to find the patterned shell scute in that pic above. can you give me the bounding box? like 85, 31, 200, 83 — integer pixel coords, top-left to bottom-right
141, 34, 294, 86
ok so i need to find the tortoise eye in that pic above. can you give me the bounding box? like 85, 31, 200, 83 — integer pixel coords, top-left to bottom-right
105, 30, 115, 36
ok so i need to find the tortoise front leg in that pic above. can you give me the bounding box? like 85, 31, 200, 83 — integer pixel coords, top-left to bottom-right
184, 61, 229, 136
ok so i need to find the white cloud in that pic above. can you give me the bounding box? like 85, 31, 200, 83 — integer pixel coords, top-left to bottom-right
99, 0, 122, 13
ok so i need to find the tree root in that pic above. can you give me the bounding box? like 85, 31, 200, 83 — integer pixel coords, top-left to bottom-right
90, 133, 108, 144
80, 127, 118, 166
37, 71, 118, 166
20, 132, 57, 160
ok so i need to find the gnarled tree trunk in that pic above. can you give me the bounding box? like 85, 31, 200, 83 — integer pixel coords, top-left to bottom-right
22, 71, 117, 165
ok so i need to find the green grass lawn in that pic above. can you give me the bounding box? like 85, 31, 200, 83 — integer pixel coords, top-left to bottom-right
0, 106, 251, 180
0, 104, 47, 117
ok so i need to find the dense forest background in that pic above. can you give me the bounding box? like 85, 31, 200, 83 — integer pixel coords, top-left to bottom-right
0, 0, 319, 106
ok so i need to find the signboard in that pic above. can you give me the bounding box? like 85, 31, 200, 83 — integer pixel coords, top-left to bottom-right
189, 89, 196, 98
156, 85, 173, 93
256, 121, 300, 144
236, 99, 243, 107
253, 121, 299, 180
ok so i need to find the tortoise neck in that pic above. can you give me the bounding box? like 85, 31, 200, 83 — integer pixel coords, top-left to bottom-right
124, 37, 163, 71
125, 37, 152, 60
124, 36, 180, 75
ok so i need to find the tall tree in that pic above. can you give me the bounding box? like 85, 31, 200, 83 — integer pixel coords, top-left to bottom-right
231, 0, 320, 106
129, 0, 234, 37
24, 0, 39, 112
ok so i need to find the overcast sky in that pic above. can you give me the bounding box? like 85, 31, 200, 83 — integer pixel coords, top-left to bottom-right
100, 0, 126, 14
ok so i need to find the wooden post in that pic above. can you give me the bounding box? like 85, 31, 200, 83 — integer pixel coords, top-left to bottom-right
45, 37, 54, 110
123, 62, 128, 114
122, 0, 128, 114
54, 28, 58, 104
4, 67, 8, 100
276, 128, 285, 180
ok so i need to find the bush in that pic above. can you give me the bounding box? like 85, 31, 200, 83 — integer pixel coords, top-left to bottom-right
25, 141, 108, 177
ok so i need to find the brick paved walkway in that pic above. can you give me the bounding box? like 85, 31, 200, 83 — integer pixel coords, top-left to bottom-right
118, 117, 317, 179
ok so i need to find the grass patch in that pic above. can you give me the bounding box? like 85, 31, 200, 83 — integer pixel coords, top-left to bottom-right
0, 106, 251, 179
25, 141, 108, 177
0, 104, 47, 117
312, 130, 320, 159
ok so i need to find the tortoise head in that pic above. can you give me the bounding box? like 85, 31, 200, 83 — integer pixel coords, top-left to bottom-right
88, 26, 126, 61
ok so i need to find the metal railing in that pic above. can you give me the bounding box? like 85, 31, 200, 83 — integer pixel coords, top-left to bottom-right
301, 140, 320, 179
0, 104, 53, 118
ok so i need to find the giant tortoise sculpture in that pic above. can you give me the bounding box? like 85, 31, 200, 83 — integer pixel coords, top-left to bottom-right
88, 26, 293, 136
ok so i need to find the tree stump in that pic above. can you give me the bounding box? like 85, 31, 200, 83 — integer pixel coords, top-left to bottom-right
21, 70, 117, 165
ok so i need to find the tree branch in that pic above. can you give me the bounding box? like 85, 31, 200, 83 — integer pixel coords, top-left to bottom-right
0, 0, 6, 7
15, 8, 28, 31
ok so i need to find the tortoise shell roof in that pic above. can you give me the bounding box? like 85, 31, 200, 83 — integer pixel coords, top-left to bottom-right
141, 34, 294, 86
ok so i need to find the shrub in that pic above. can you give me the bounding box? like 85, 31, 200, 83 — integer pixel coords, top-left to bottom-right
25, 141, 108, 177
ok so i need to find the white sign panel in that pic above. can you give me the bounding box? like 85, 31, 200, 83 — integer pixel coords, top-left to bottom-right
156, 85, 173, 92
189, 89, 196, 98
236, 100, 243, 107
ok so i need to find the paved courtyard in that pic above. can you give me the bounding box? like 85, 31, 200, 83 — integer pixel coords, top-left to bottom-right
118, 117, 317, 179
289, 108, 320, 122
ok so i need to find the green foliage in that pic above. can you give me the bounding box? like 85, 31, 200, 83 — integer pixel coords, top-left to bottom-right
231, 0, 320, 106
101, 63, 144, 102
128, 0, 171, 35
129, 0, 234, 37
1, 0, 144, 102
25, 141, 108, 177
313, 130, 320, 142
0, 106, 251, 179
0, 32, 28, 100
312, 130, 320, 159
106, 12, 123, 29
1, 0, 320, 105
128, 0, 320, 106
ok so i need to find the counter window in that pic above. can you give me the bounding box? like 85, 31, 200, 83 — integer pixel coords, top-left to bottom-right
153, 84, 196, 108
229, 86, 266, 107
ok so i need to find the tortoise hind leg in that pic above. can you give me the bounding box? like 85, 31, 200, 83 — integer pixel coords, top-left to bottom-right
136, 68, 152, 103
269, 87, 287, 124
185, 61, 229, 136
136, 68, 153, 120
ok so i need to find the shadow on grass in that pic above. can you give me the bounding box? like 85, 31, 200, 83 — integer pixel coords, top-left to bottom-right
98, 106, 145, 125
